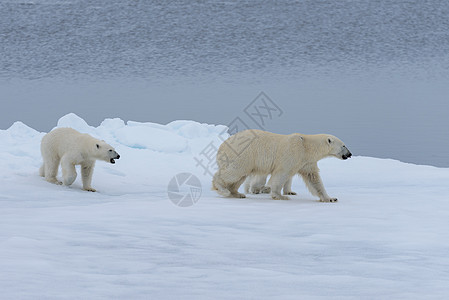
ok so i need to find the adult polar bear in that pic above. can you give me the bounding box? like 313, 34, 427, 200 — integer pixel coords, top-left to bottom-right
212, 129, 352, 201
39, 128, 120, 192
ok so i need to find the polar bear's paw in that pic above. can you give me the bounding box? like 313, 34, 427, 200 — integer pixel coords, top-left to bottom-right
272, 194, 290, 200
83, 187, 97, 192
46, 178, 62, 185
320, 198, 338, 203
283, 191, 297, 195
260, 186, 271, 194
251, 187, 262, 194
231, 192, 246, 198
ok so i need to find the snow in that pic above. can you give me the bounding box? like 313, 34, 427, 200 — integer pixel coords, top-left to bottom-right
1, 113, 449, 299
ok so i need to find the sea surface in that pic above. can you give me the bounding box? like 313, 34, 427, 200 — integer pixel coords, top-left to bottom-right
1, 0, 448, 166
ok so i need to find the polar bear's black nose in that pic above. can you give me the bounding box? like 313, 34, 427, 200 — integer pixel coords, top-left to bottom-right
116, 154, 120, 159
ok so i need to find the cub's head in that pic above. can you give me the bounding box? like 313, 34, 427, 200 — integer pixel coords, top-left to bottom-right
94, 141, 120, 164
326, 135, 352, 160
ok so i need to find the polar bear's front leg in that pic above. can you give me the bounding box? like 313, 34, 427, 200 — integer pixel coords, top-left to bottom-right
270, 173, 291, 200
300, 171, 336, 203
61, 155, 77, 186
81, 161, 96, 192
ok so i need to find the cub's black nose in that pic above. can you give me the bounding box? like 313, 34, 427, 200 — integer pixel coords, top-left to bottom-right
116, 154, 120, 159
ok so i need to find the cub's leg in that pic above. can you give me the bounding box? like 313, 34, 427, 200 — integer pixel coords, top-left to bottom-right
283, 176, 296, 195
251, 174, 268, 194
244, 175, 252, 194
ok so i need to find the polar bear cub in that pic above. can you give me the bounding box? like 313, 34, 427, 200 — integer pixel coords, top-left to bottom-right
244, 174, 271, 194
39, 128, 120, 192
213, 129, 352, 202
244, 174, 296, 195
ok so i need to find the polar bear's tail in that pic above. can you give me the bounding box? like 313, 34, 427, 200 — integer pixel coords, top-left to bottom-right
212, 172, 231, 197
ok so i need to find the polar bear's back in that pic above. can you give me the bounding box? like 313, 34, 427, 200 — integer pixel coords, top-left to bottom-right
217, 129, 302, 174
41, 127, 95, 157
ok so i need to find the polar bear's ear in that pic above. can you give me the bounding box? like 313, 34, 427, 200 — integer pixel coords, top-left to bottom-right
290, 134, 303, 143
96, 144, 100, 149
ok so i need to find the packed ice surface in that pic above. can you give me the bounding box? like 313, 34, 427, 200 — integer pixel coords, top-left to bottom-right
1, 113, 449, 299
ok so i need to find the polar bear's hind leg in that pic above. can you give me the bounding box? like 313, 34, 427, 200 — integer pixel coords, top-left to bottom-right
270, 173, 291, 200
39, 163, 45, 177
44, 156, 62, 185
212, 172, 231, 197
228, 176, 247, 198
213, 169, 247, 198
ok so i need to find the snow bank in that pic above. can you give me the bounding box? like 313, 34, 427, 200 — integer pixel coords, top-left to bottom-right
1, 113, 449, 299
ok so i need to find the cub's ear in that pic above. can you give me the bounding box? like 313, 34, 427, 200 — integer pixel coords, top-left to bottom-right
96, 144, 100, 149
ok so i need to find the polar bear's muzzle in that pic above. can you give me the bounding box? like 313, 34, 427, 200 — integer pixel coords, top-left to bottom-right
341, 146, 352, 160
109, 150, 120, 164
342, 152, 352, 160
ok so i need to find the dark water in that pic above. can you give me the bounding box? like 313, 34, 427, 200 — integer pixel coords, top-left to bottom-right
1, 0, 449, 166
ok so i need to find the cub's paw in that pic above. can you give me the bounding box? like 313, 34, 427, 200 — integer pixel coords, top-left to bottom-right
272, 194, 290, 200
283, 191, 297, 195
251, 187, 261, 194
84, 187, 97, 192
260, 186, 271, 194
320, 198, 338, 203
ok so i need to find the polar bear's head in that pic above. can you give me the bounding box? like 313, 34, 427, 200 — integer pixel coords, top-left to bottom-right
326, 135, 352, 160
94, 141, 121, 164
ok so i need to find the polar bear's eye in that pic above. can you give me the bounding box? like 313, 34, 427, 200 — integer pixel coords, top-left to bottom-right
327, 138, 332, 144
96, 144, 100, 149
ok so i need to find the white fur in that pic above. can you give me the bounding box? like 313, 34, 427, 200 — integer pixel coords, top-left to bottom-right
244, 174, 296, 195
244, 174, 269, 194
212, 129, 351, 201
39, 128, 120, 192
